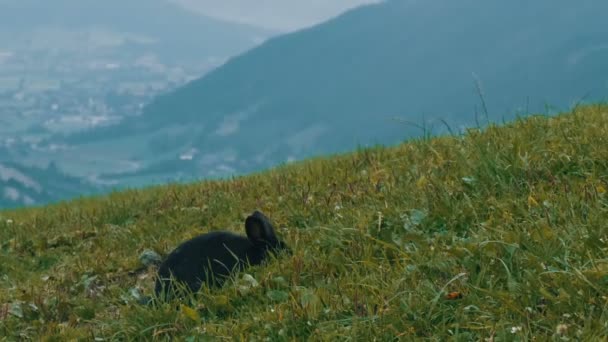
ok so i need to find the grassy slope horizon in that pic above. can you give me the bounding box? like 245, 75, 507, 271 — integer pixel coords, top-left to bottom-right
1, 104, 607, 340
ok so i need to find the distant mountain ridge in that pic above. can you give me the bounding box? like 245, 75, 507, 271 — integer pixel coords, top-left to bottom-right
0, 0, 274, 64
0, 162, 99, 209
143, 0, 608, 125
8, 0, 608, 200
83, 0, 608, 185
0, 0, 273, 37
0, 0, 277, 209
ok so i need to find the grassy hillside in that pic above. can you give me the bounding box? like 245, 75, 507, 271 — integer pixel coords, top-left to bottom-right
1, 104, 607, 340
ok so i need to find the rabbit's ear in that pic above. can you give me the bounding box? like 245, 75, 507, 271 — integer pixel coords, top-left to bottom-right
245, 211, 278, 243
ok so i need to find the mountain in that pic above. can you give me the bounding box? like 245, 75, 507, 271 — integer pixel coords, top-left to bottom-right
143, 0, 608, 125
0, 0, 277, 207
0, 0, 273, 65
0, 162, 99, 209
70, 0, 608, 186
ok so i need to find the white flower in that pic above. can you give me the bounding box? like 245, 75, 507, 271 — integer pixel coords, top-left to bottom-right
556, 323, 568, 336
510, 326, 523, 334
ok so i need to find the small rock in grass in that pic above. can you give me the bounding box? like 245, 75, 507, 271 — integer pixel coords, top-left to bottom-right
235, 274, 259, 295
139, 249, 162, 267
128, 287, 151, 305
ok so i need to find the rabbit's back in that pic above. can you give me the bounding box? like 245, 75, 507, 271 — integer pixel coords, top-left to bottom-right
154, 211, 288, 299
155, 231, 264, 295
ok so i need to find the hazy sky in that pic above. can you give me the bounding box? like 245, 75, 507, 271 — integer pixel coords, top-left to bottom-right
170, 0, 381, 31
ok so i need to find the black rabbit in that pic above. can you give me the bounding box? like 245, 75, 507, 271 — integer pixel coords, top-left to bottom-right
154, 210, 289, 299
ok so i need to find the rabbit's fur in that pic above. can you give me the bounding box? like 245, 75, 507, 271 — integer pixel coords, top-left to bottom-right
154, 211, 289, 299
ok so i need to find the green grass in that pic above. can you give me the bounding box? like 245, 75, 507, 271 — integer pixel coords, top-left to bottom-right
1, 104, 608, 340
